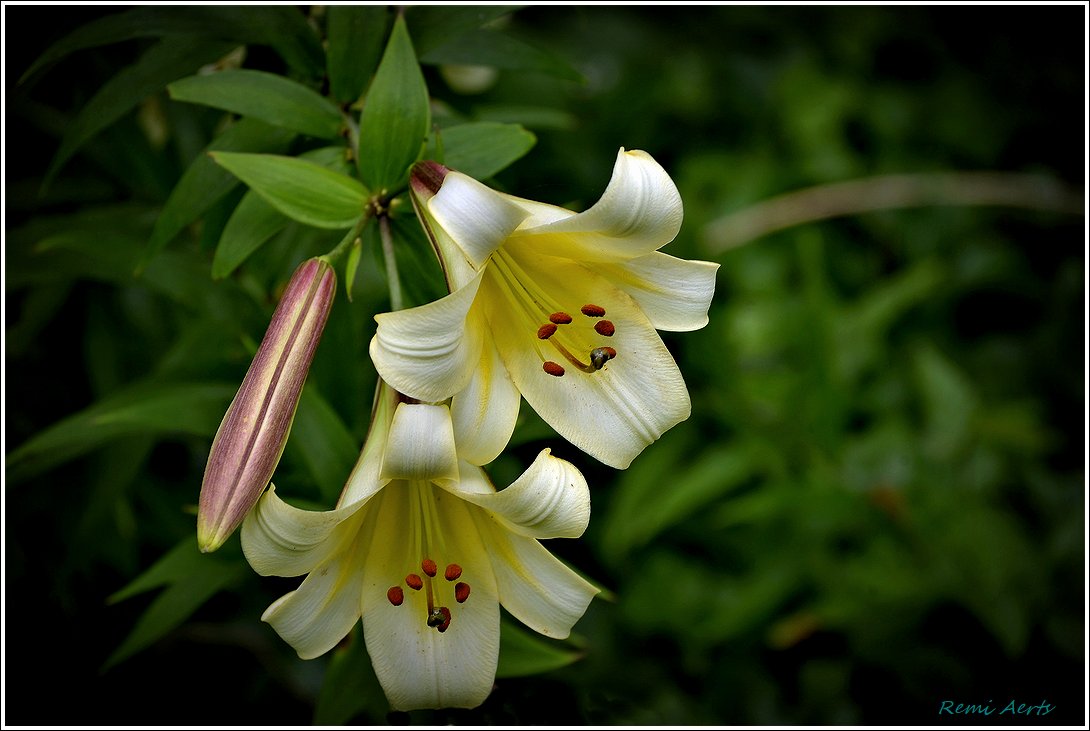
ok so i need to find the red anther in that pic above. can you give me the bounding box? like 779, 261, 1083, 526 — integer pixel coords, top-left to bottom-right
581, 304, 606, 317
445, 564, 463, 581
543, 361, 565, 377
537, 323, 558, 340
549, 312, 573, 325
454, 582, 471, 603
422, 558, 437, 577
594, 320, 615, 337
602, 346, 617, 359
405, 573, 423, 590
436, 606, 452, 633
387, 586, 405, 606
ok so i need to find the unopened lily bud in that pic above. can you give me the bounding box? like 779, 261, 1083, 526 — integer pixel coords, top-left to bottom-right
197, 258, 336, 553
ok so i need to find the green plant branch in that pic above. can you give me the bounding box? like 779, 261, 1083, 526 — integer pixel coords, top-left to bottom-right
702, 171, 1084, 252
378, 214, 403, 311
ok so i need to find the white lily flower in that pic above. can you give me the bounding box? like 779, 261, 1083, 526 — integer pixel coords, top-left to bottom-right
370, 148, 719, 469
240, 383, 598, 711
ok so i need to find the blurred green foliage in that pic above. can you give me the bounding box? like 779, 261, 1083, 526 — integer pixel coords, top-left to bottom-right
5, 5, 1084, 726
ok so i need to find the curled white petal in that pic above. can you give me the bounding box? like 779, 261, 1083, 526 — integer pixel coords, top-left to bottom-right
447, 452, 590, 539
380, 403, 460, 486
241, 485, 364, 577
473, 513, 599, 638
429, 172, 529, 270
450, 337, 521, 466
260, 524, 368, 660
370, 272, 485, 403
597, 252, 720, 332
512, 148, 684, 263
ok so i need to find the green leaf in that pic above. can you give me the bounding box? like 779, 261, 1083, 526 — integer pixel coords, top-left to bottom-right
357, 15, 430, 191
169, 70, 344, 139
913, 344, 978, 457
286, 386, 361, 504
6, 381, 237, 483
212, 146, 352, 278
421, 30, 583, 82
108, 538, 206, 604
21, 6, 324, 84
345, 234, 364, 303
314, 628, 387, 724
430, 122, 536, 179
145, 118, 296, 266
44, 36, 239, 186
104, 555, 245, 669
327, 5, 389, 104
601, 437, 762, 561
406, 5, 520, 56
496, 618, 584, 678
210, 152, 368, 229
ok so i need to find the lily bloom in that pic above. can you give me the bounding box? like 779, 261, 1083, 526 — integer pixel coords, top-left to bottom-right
198, 257, 336, 553
241, 383, 598, 710
370, 148, 719, 469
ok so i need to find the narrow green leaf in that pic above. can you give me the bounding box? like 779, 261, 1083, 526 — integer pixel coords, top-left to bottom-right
6, 382, 237, 483
344, 234, 364, 303
21, 6, 324, 84
602, 436, 762, 561
286, 386, 361, 504
145, 118, 296, 266
169, 70, 344, 139
44, 36, 239, 186
108, 538, 205, 604
104, 559, 245, 669
212, 146, 353, 279
496, 618, 584, 678
357, 15, 430, 191
406, 5, 520, 56
314, 629, 386, 725
211, 152, 368, 229
327, 5, 389, 103
421, 30, 583, 82
430, 122, 536, 179
212, 192, 290, 280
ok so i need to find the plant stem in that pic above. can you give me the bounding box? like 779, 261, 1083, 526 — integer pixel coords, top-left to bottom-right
322, 213, 371, 265
379, 214, 403, 311
703, 171, 1084, 252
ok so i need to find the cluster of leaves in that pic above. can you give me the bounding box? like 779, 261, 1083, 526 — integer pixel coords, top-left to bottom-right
5, 4, 1083, 726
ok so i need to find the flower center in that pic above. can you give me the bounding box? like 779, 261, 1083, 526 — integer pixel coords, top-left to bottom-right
384, 482, 471, 633
489, 249, 619, 378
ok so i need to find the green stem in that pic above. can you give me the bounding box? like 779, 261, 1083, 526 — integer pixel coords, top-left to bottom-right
379, 215, 404, 311
321, 213, 370, 265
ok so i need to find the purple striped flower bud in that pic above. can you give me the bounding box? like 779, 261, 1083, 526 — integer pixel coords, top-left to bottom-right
197, 258, 336, 553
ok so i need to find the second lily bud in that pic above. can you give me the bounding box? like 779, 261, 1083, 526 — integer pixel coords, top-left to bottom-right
197, 258, 337, 553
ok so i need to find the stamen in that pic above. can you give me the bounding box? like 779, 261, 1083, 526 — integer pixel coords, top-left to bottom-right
421, 558, 437, 577
594, 320, 615, 337
405, 573, 423, 590
581, 304, 606, 317
387, 586, 405, 606
601, 346, 617, 359
537, 323, 558, 339
445, 564, 462, 581
549, 312, 573, 325
455, 582, 471, 603
543, 361, 566, 377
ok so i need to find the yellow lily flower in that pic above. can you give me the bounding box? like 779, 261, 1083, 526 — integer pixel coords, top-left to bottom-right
240, 383, 598, 711
370, 148, 719, 469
